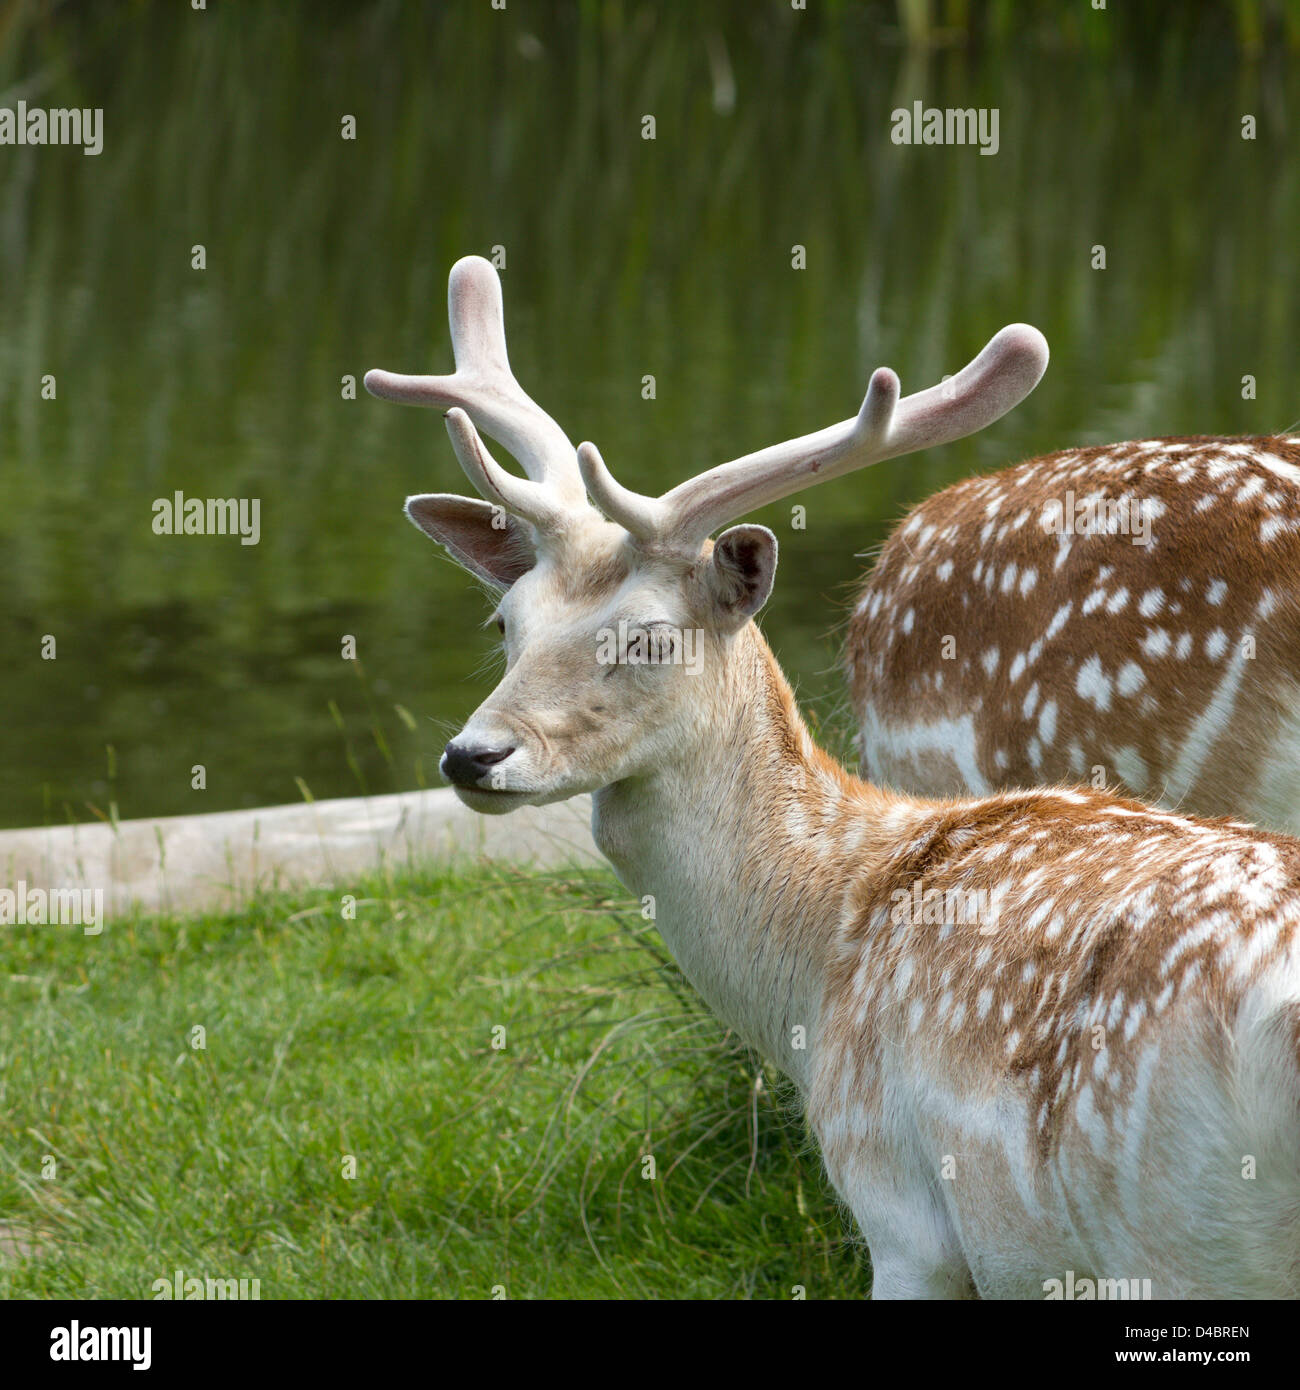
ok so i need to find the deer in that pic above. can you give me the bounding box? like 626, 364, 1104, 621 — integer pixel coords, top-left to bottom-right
366, 256, 1300, 1298
846, 434, 1300, 833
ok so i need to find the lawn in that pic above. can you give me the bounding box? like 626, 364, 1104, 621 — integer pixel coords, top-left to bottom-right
0, 861, 868, 1299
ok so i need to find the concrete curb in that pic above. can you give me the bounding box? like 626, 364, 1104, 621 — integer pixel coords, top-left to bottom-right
0, 789, 602, 918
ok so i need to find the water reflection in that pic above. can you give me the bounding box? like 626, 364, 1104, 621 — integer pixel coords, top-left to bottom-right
0, 7, 1293, 827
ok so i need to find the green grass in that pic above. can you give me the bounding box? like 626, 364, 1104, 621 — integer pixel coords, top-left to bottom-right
0, 861, 868, 1299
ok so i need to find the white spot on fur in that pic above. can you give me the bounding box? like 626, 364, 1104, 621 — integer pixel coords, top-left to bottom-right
1112, 746, 1149, 793
1116, 661, 1146, 697
1038, 700, 1057, 744
1076, 655, 1112, 711
1045, 603, 1072, 641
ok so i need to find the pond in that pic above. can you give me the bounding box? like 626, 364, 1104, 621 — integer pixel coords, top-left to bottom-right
1, 4, 1295, 829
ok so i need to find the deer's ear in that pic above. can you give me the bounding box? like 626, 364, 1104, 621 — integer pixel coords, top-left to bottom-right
404, 494, 536, 590
703, 525, 778, 631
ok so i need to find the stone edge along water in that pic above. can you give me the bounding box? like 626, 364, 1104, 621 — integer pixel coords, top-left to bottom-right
0, 790, 601, 918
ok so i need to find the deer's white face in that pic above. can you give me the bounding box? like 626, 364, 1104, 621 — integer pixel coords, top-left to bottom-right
405, 503, 778, 814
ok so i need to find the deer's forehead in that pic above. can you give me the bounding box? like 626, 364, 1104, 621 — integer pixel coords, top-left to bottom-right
510, 538, 697, 624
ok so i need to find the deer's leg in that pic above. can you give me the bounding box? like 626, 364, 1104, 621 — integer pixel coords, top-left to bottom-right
868, 1248, 977, 1299
853, 1191, 976, 1300
819, 1125, 978, 1299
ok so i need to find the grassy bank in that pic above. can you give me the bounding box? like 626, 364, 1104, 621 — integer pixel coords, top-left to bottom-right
0, 861, 867, 1299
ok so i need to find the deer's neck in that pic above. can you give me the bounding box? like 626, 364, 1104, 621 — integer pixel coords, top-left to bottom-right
591, 627, 916, 1089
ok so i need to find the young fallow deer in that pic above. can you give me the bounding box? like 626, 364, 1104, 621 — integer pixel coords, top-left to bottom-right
367, 257, 1300, 1298
847, 434, 1300, 833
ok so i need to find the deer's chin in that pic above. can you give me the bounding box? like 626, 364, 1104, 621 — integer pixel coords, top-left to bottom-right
452, 785, 535, 815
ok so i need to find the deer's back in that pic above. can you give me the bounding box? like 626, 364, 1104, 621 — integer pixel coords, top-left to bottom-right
847, 436, 1300, 831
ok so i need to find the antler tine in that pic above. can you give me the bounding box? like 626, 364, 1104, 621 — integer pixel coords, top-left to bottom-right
575, 442, 663, 541
364, 256, 589, 509
641, 323, 1048, 550
444, 408, 567, 533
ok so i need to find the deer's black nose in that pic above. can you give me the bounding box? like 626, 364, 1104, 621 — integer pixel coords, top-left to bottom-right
441, 741, 515, 788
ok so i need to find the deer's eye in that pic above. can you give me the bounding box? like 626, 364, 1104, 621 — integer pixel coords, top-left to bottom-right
645, 622, 677, 661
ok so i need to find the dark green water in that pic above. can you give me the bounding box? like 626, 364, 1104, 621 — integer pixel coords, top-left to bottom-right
1, 4, 1296, 829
